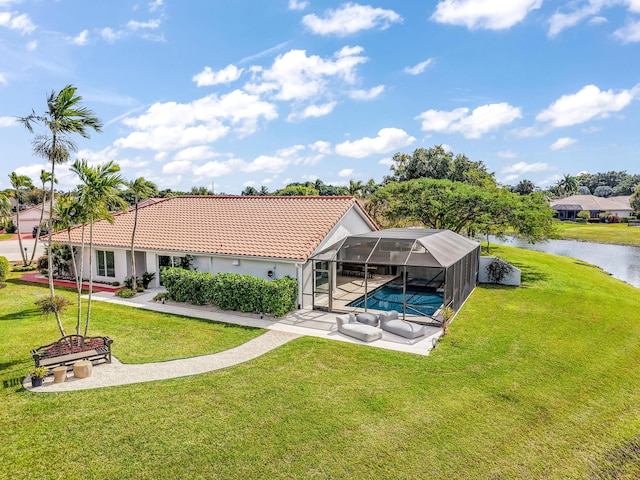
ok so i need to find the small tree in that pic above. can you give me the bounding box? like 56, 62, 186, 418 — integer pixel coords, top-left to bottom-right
577, 210, 591, 223
0, 256, 9, 286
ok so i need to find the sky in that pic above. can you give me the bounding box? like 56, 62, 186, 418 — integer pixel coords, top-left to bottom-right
1, 0, 640, 195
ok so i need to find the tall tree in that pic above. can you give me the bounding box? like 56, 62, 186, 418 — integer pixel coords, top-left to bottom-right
127, 177, 155, 289
556, 174, 578, 196
29, 170, 56, 265
52, 193, 87, 334
0, 193, 11, 230
71, 159, 124, 335
512, 179, 536, 195
348, 179, 364, 197
8, 172, 34, 266
19, 85, 102, 335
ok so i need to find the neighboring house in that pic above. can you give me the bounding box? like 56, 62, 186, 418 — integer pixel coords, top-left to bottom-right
10, 202, 52, 234
52, 196, 377, 309
550, 195, 632, 220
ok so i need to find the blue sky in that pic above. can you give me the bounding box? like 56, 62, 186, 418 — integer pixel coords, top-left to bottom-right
1, 0, 640, 194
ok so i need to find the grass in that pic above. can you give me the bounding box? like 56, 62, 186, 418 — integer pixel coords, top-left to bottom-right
1, 249, 640, 479
0, 233, 15, 240
555, 221, 640, 246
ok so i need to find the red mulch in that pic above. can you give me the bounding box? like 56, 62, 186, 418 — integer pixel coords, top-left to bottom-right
19, 272, 122, 292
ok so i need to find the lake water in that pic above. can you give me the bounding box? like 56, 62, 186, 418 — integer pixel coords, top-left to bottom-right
491, 237, 640, 289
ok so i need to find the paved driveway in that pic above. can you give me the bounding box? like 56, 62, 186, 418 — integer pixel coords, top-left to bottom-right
0, 238, 46, 262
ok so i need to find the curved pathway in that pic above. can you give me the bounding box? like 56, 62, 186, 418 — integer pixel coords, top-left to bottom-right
24, 330, 300, 393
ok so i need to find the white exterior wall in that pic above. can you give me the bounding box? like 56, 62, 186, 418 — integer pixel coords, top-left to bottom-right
77, 247, 128, 284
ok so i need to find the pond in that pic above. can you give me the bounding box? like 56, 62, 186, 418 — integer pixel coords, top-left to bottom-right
491, 237, 640, 289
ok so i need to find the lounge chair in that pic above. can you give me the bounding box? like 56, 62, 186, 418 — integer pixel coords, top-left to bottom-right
379, 310, 426, 339
336, 313, 383, 343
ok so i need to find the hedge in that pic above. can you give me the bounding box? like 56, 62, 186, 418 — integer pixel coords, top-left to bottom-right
161, 268, 298, 316
0, 256, 9, 283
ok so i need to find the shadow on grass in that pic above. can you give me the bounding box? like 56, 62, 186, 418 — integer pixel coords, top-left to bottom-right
509, 261, 549, 285
0, 307, 41, 321
591, 434, 640, 479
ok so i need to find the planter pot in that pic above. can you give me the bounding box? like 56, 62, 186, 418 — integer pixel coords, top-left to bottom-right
31, 377, 44, 388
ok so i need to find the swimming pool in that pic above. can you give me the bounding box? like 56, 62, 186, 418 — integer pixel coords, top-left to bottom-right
347, 283, 443, 316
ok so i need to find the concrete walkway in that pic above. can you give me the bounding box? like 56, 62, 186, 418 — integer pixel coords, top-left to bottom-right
24, 288, 441, 393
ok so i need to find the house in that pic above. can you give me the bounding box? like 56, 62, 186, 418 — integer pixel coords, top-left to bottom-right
52, 196, 377, 309
10, 202, 52, 234
550, 195, 632, 221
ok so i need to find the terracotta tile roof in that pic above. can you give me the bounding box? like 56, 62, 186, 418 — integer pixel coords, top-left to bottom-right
53, 196, 373, 261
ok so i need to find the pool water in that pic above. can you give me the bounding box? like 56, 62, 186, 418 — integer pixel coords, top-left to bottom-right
347, 283, 443, 316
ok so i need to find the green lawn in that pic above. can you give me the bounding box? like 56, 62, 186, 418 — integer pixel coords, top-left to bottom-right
0, 233, 14, 240
555, 221, 640, 246
1, 249, 640, 479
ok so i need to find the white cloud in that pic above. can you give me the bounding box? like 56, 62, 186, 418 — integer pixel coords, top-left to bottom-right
0, 11, 36, 34
163, 160, 192, 174
193, 159, 242, 177
416, 103, 522, 139
550, 137, 577, 150
243, 155, 290, 173
245, 46, 368, 102
404, 59, 433, 75
0, 73, 7, 86
288, 101, 337, 121
69, 29, 89, 46
302, 3, 402, 36
174, 146, 218, 162
288, 0, 309, 11
101, 27, 120, 43
115, 90, 278, 151
309, 140, 332, 155
497, 150, 518, 158
338, 168, 354, 177
378, 157, 393, 166
0, 116, 16, 126
536, 84, 639, 127
501, 161, 554, 174
127, 19, 161, 30
614, 19, 640, 43
26, 40, 37, 50
335, 127, 415, 158
193, 65, 243, 87
431, 0, 542, 30
149, 0, 163, 12
348, 85, 384, 100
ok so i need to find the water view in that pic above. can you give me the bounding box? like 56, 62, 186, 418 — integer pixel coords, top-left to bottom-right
492, 237, 640, 289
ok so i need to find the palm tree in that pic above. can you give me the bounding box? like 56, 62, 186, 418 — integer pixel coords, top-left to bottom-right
52, 193, 88, 335
19, 85, 102, 334
28, 169, 56, 265
71, 159, 125, 335
557, 174, 578, 196
0, 193, 11, 229
348, 179, 364, 198
9, 172, 34, 266
127, 177, 156, 289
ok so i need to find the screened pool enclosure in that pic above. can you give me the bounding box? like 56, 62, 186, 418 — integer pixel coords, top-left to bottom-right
310, 229, 480, 321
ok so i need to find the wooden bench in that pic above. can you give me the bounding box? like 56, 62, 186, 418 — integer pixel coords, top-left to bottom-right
31, 335, 113, 371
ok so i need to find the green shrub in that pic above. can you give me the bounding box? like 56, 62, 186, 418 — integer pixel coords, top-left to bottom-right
37, 255, 48, 272
161, 268, 298, 315
115, 288, 136, 298
0, 256, 9, 283
12, 264, 38, 272
486, 257, 514, 284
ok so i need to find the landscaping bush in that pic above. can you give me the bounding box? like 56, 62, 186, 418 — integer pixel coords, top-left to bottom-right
37, 255, 48, 272
115, 288, 136, 298
161, 268, 298, 315
0, 256, 9, 284
486, 257, 514, 284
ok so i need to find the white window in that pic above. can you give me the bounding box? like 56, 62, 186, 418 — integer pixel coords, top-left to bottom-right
96, 250, 115, 277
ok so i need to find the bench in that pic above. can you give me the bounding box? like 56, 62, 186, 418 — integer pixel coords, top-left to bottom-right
31, 335, 113, 371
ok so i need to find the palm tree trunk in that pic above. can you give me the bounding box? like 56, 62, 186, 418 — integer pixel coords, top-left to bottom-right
15, 204, 26, 266
47, 138, 64, 336
29, 188, 47, 265
130, 200, 139, 288
76, 224, 86, 335
84, 216, 94, 336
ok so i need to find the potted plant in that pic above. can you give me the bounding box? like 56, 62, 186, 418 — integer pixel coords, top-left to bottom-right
28, 366, 48, 387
